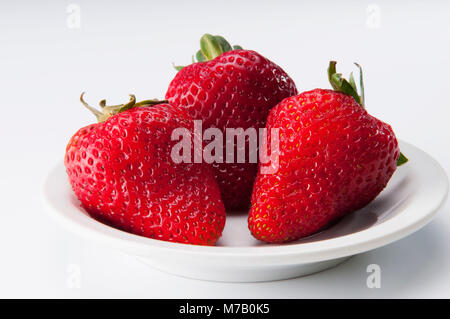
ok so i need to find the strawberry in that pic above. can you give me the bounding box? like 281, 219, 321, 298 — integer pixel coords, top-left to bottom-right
166, 34, 298, 210
65, 94, 226, 245
248, 62, 407, 243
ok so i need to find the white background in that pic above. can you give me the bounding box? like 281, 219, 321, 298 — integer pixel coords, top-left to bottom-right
1, 0, 449, 298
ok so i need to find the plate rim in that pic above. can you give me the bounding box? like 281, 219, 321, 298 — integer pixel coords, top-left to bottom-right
43, 140, 449, 264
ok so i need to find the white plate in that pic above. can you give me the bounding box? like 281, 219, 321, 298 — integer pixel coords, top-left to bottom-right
43, 141, 448, 282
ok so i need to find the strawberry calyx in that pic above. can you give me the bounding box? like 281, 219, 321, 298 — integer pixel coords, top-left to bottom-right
80, 92, 167, 123
173, 34, 243, 71
327, 61, 408, 166
328, 61, 365, 108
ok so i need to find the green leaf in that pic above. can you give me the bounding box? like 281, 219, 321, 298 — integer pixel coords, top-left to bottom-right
328, 61, 364, 108
196, 50, 207, 62
349, 72, 357, 92
328, 61, 339, 90
134, 99, 168, 108
200, 34, 223, 60
117, 95, 136, 113
330, 73, 361, 105
355, 63, 365, 107
173, 64, 184, 71
397, 152, 408, 166
174, 34, 244, 69
215, 35, 232, 52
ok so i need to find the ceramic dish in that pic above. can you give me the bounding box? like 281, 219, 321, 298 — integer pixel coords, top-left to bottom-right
43, 141, 448, 282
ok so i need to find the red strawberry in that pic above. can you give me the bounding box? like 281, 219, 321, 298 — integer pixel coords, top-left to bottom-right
65, 94, 226, 245
166, 34, 298, 210
249, 62, 407, 243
